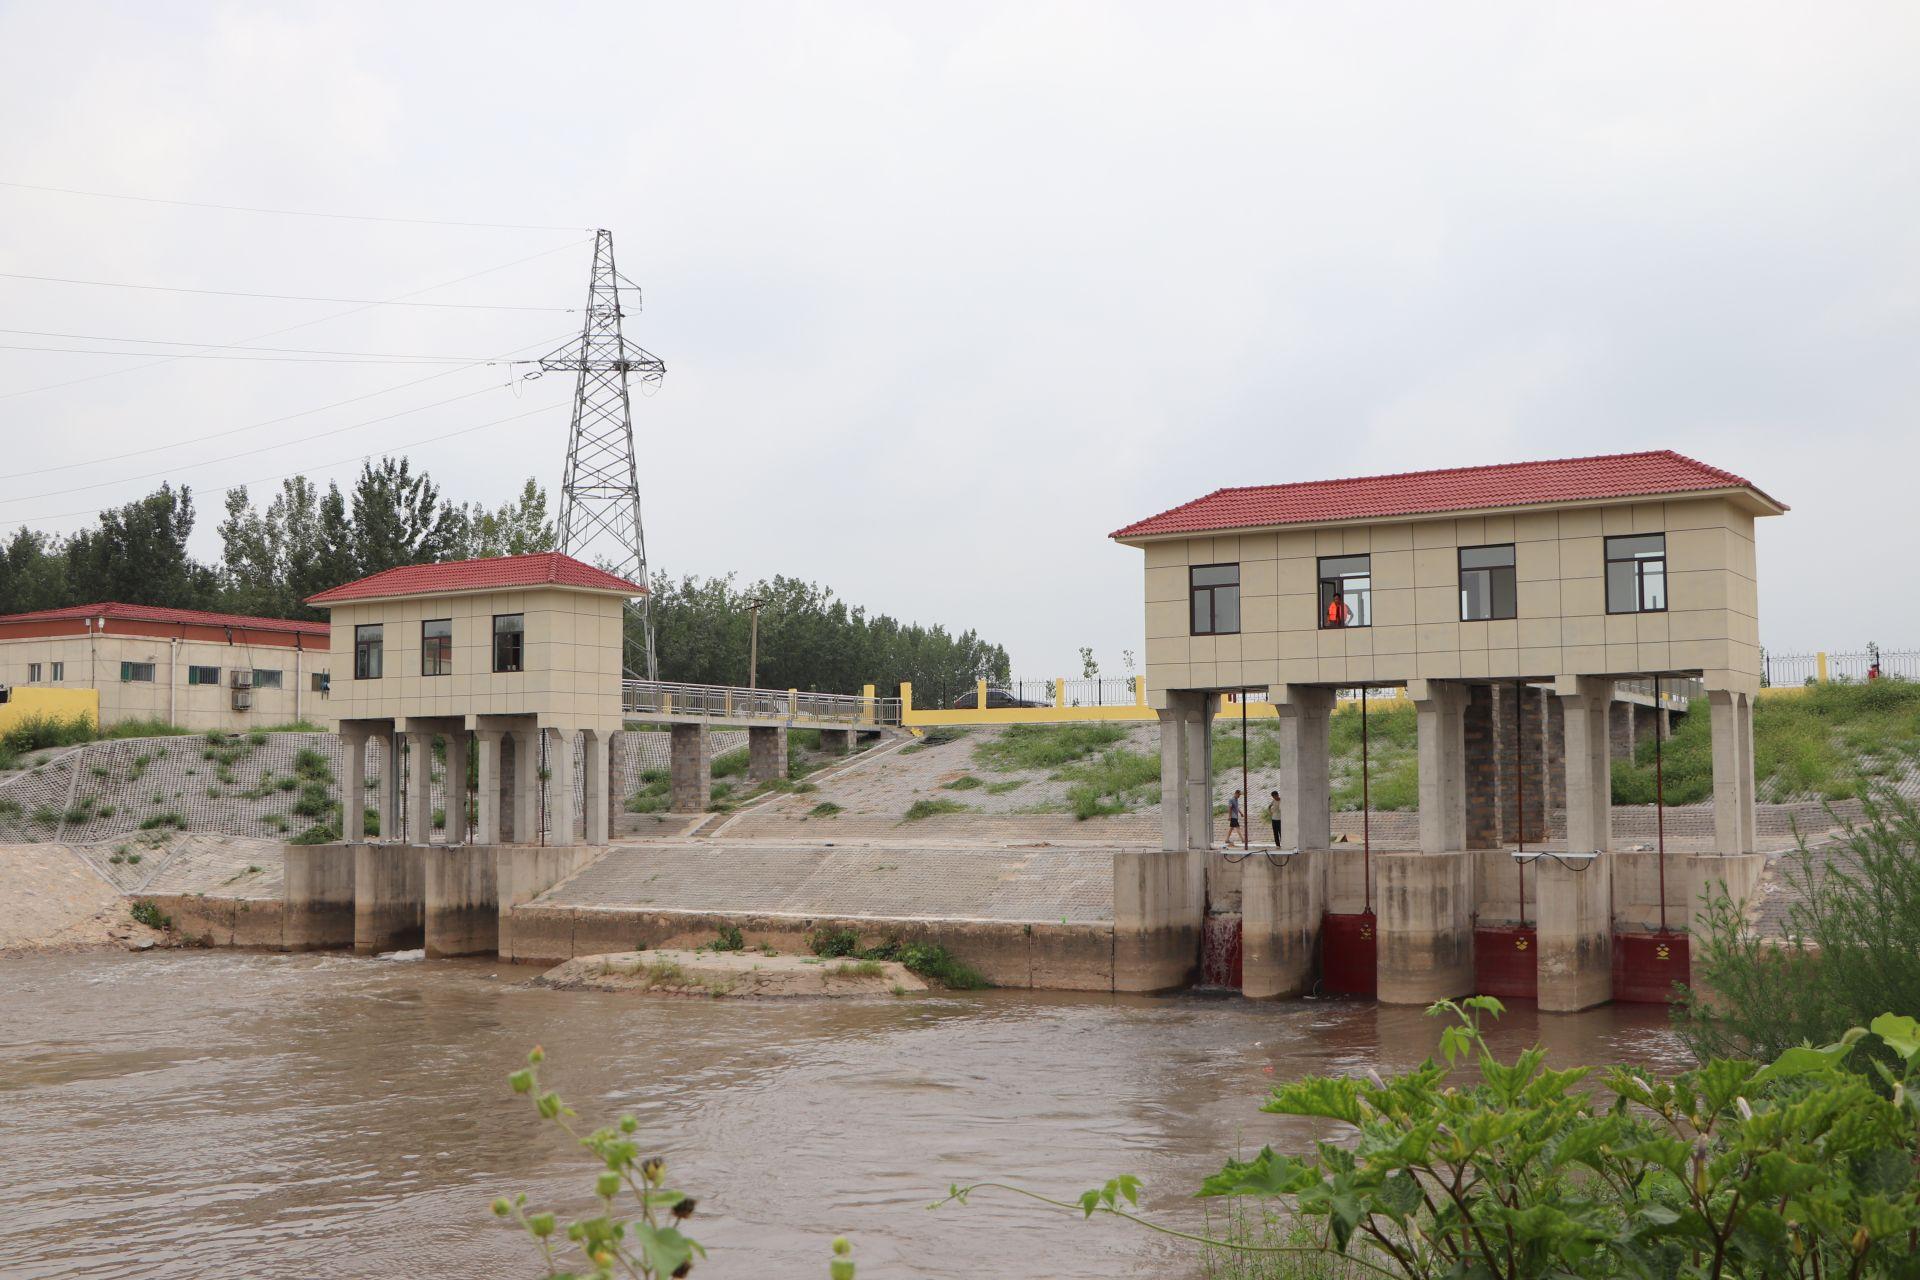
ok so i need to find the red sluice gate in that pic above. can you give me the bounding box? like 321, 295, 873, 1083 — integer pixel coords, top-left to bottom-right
1612, 931, 1690, 1003
1320, 911, 1377, 997
1473, 924, 1538, 1000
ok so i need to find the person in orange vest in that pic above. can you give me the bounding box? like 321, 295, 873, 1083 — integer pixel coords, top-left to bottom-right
1325, 594, 1351, 628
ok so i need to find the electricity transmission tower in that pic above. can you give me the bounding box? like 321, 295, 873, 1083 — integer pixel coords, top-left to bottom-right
545, 229, 666, 680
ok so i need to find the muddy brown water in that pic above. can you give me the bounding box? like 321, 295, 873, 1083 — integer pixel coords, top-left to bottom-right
0, 951, 1690, 1279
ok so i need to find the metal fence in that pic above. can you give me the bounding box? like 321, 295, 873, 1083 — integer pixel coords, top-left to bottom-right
1761, 648, 1919, 687
1003, 677, 1144, 707
622, 679, 901, 726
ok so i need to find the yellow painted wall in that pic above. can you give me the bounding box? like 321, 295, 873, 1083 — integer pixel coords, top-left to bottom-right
0, 686, 99, 734
898, 682, 1408, 727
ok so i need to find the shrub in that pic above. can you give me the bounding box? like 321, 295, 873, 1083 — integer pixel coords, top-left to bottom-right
1057, 748, 1160, 819
292, 747, 334, 785
139, 811, 186, 831
708, 924, 746, 952
31, 805, 58, 827
807, 927, 986, 988
99, 718, 191, 740
0, 796, 20, 819
363, 807, 380, 837
0, 712, 96, 753
904, 797, 969, 821
247, 729, 268, 746
710, 748, 749, 778
808, 801, 843, 818
431, 807, 446, 830
973, 723, 1127, 772
289, 823, 338, 845
292, 780, 332, 818
128, 899, 171, 930
942, 774, 984, 791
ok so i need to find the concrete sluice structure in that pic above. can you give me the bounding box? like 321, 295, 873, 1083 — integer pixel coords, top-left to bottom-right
1110, 450, 1785, 1010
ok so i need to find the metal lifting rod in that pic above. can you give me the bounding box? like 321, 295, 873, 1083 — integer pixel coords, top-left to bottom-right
1515, 679, 1526, 927
1362, 685, 1372, 914
1655, 675, 1668, 933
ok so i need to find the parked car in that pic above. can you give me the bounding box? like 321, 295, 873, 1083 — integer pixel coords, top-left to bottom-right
950, 686, 1047, 709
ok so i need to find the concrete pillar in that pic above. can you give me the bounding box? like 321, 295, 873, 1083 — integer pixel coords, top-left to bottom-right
353, 844, 423, 953
1112, 849, 1205, 992
747, 725, 788, 787
402, 732, 432, 844
1557, 677, 1614, 855
582, 729, 608, 846
283, 843, 355, 950
1183, 697, 1215, 850
475, 731, 503, 843
1240, 850, 1321, 998
1157, 701, 1190, 853
818, 727, 855, 755
670, 722, 712, 813
513, 728, 541, 843
547, 728, 577, 847
379, 732, 404, 841
1737, 693, 1757, 855
445, 732, 470, 845
1376, 851, 1473, 1004
1610, 701, 1637, 762
1535, 855, 1613, 1012
1463, 685, 1499, 848
1273, 686, 1334, 850
423, 845, 499, 957
1411, 680, 1468, 853
1709, 689, 1756, 856
339, 729, 366, 844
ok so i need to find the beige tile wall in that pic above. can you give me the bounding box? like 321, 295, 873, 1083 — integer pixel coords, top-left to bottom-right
1142, 497, 1760, 696
323, 587, 625, 730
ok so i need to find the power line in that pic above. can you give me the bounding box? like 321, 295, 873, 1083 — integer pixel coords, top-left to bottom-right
0, 179, 591, 233
0, 342, 530, 366
0, 237, 589, 401
2, 335, 567, 480
0, 327, 543, 361
0, 270, 576, 311
12, 403, 558, 526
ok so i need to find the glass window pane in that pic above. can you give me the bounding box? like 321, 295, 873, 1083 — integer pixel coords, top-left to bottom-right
1347, 584, 1371, 627
1191, 564, 1238, 587
1460, 544, 1514, 570
1491, 567, 1517, 619
1641, 565, 1667, 611
1319, 554, 1369, 577
1192, 591, 1211, 634
1607, 534, 1665, 560
1461, 569, 1491, 620
1213, 586, 1240, 634
1607, 559, 1638, 612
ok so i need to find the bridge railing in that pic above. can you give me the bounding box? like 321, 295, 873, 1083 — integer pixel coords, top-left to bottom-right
622, 679, 901, 727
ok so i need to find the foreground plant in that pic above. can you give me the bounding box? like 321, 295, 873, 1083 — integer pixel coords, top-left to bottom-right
939, 998, 1920, 1280
493, 1047, 856, 1278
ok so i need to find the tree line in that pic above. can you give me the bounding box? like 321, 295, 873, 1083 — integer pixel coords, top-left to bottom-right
0, 464, 1008, 697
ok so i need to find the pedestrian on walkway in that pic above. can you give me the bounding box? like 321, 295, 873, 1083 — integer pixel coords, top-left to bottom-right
1265, 791, 1283, 848
1227, 789, 1244, 849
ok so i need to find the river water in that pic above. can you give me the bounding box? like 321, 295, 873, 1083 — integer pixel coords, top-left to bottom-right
0, 951, 1690, 1279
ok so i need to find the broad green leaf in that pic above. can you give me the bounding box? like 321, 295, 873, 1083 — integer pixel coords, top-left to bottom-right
1870, 1012, 1920, 1063
1197, 1147, 1318, 1199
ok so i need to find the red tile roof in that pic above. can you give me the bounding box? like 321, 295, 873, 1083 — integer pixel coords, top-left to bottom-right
1112, 450, 1785, 540
306, 552, 647, 606
0, 602, 328, 637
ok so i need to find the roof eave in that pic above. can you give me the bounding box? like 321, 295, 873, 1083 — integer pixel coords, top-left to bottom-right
306, 581, 647, 609
1112, 485, 1788, 545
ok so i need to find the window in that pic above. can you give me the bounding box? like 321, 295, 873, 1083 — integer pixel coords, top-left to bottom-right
26, 663, 40, 682
187, 665, 220, 686
1318, 555, 1372, 628
420, 619, 453, 676
355, 624, 384, 680
312, 672, 330, 694
252, 669, 283, 689
50, 661, 62, 681
1189, 565, 1240, 636
1459, 544, 1517, 621
493, 614, 525, 673
1605, 534, 1667, 614
121, 661, 155, 682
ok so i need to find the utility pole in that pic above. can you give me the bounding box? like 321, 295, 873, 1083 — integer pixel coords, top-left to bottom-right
746, 596, 766, 690
545, 230, 666, 680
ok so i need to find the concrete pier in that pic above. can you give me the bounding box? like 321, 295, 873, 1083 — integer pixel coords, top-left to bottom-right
423, 846, 500, 957
1112, 849, 1205, 992
1375, 851, 1473, 1005
1536, 854, 1613, 1011
496, 843, 603, 961
283, 843, 355, 950
1240, 850, 1320, 998
353, 844, 424, 954
670, 723, 712, 813
747, 725, 788, 787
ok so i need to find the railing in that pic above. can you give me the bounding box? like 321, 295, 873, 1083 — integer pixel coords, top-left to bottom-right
1761, 648, 1918, 687
1614, 676, 1699, 710
622, 679, 901, 727
1003, 677, 1146, 708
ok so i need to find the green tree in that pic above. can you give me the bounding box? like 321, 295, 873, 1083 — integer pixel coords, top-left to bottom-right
0, 527, 69, 614
459, 477, 557, 559
349, 457, 463, 576
64, 484, 215, 608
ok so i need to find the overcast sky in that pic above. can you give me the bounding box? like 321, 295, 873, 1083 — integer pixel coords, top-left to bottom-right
1, 3, 1916, 677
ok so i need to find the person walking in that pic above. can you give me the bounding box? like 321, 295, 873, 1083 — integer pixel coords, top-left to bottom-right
1265, 790, 1283, 849
1226, 789, 1244, 849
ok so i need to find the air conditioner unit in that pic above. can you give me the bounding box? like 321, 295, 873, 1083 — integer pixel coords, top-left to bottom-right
230, 669, 253, 689
231, 688, 253, 712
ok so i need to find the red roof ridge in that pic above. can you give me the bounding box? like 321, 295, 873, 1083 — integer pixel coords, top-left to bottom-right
1112, 449, 1783, 540
306, 550, 647, 606
0, 601, 329, 635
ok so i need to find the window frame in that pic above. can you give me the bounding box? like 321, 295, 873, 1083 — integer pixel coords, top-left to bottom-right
493, 613, 525, 674
354, 623, 385, 680
1187, 564, 1241, 637
1457, 543, 1518, 622
1317, 554, 1373, 629
251, 668, 283, 689
26, 662, 40, 682
50, 661, 63, 682
421, 618, 453, 677
1604, 534, 1668, 615
121, 661, 155, 683
186, 665, 220, 687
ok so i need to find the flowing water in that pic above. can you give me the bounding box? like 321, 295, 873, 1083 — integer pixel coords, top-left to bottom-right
0, 951, 1691, 1279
